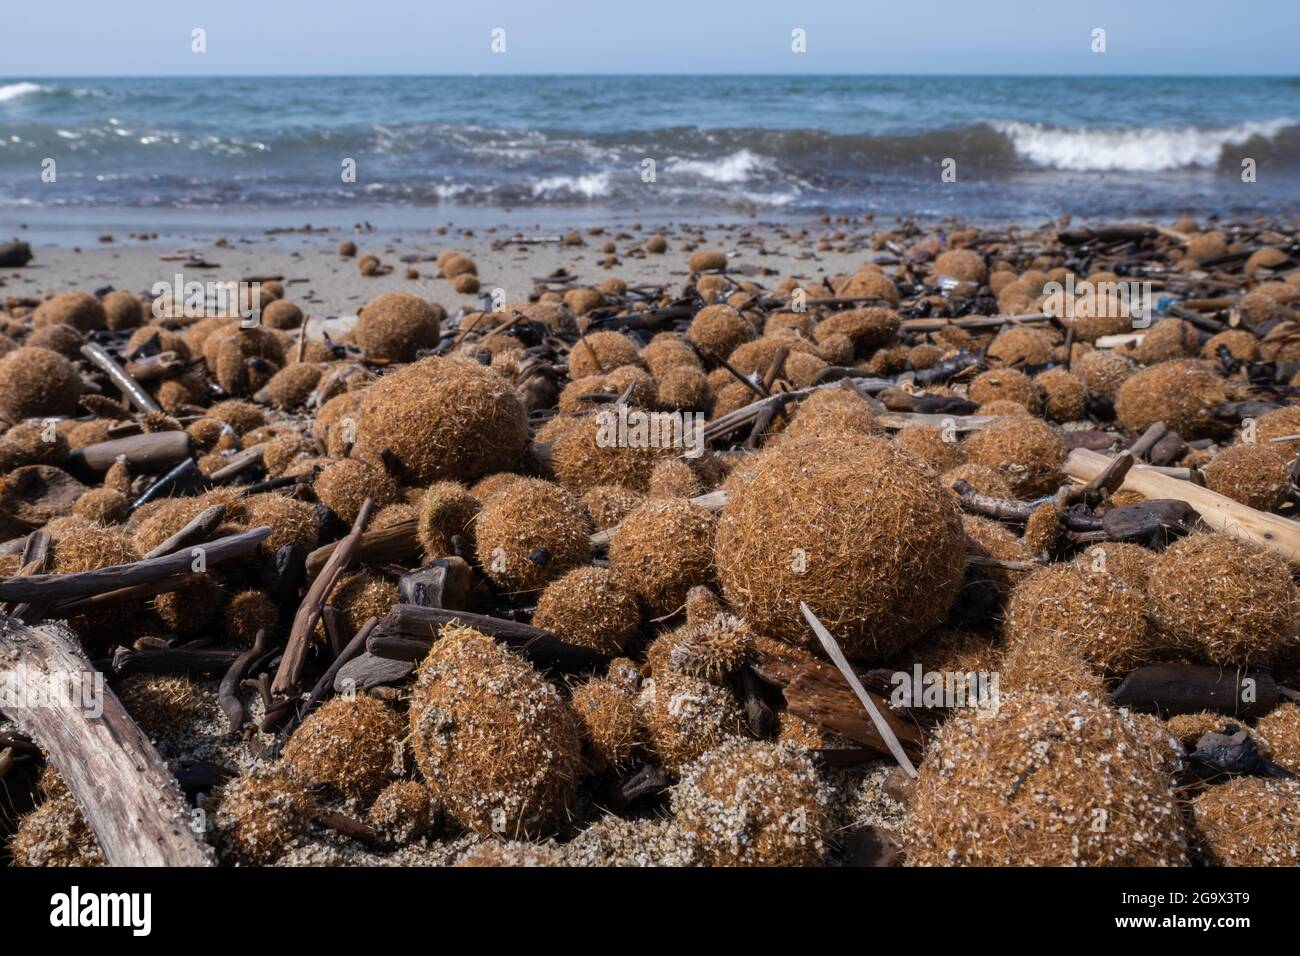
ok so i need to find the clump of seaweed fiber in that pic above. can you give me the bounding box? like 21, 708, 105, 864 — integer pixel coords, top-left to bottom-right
354, 292, 442, 362
1004, 564, 1159, 675
716, 434, 964, 657
647, 609, 754, 684
409, 625, 582, 837
366, 781, 437, 846
906, 692, 1187, 866
569, 331, 641, 379
116, 675, 201, 737
1113, 359, 1228, 439
570, 677, 643, 770
1147, 533, 1298, 666
1201, 443, 1290, 510
686, 304, 755, 359
636, 671, 747, 774
351, 356, 528, 484
609, 496, 716, 613
1191, 777, 1300, 866
282, 696, 404, 803
1070, 542, 1155, 593
0, 346, 83, 420
962, 417, 1066, 498
671, 740, 828, 867
532, 565, 641, 654
1034, 367, 1088, 422
315, 457, 399, 524
474, 477, 590, 593
416, 480, 479, 558
9, 768, 103, 867
1255, 703, 1300, 774
213, 768, 313, 866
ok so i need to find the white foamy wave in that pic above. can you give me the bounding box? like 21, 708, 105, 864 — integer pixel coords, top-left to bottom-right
666, 149, 774, 182
0, 82, 46, 103
531, 172, 611, 198
993, 118, 1294, 172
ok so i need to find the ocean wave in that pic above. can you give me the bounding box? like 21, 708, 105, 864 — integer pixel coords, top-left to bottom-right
0, 81, 47, 103
664, 149, 774, 183
991, 118, 1295, 172
531, 172, 612, 199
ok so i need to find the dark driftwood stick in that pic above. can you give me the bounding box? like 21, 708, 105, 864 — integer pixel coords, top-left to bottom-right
113, 646, 241, 677
368, 604, 610, 673
219, 628, 270, 732
142, 504, 226, 559
49, 570, 196, 616
68, 430, 191, 476
208, 443, 265, 483
8, 530, 51, 618
0, 617, 210, 865
80, 341, 161, 414
130, 458, 204, 511
272, 499, 374, 696
1110, 664, 1277, 718
1127, 421, 1167, 460
0, 526, 271, 604
304, 517, 418, 577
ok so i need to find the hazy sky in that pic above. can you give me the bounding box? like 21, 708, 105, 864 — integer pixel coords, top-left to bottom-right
6, 0, 1297, 76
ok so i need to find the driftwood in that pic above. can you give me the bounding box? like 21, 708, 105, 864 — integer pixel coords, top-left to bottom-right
142, 504, 226, 559
1110, 664, 1277, 718
218, 628, 270, 731
80, 341, 161, 414
304, 517, 419, 578
368, 604, 609, 673
0, 616, 211, 865
1065, 448, 1300, 566
0, 526, 271, 604
113, 645, 241, 677
398, 557, 472, 609
68, 430, 192, 476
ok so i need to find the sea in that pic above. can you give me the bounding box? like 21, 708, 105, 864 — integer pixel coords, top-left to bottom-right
1, 74, 1297, 237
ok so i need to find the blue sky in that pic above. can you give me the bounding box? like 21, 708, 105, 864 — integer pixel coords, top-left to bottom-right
6, 0, 1297, 75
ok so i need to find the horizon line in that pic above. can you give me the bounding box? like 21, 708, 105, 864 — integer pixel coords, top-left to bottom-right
5, 71, 1299, 80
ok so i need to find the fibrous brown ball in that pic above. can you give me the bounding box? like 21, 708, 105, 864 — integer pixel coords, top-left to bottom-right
409, 625, 582, 836
213, 768, 313, 866
259, 297, 302, 331
637, 672, 747, 773
571, 678, 642, 769
243, 491, 318, 556
648, 611, 754, 684
931, 249, 986, 283
1202, 442, 1290, 510
687, 304, 755, 360
1004, 564, 1159, 674
1114, 359, 1228, 439
117, 674, 200, 737
355, 293, 442, 362
257, 362, 321, 408
1034, 367, 1088, 422
323, 571, 396, 636
417, 480, 479, 558
1192, 777, 1300, 866
101, 290, 143, 330
32, 291, 107, 332
647, 458, 701, 498
71, 487, 128, 524
961, 514, 1033, 595
1070, 542, 1155, 593
654, 365, 711, 411
987, 326, 1054, 367
716, 435, 964, 657
969, 368, 1042, 413
366, 781, 436, 845
282, 696, 404, 803
352, 357, 528, 484
9, 783, 104, 867
1254, 404, 1300, 457
1255, 703, 1300, 774
963, 417, 1066, 498
1134, 318, 1198, 365
906, 692, 1187, 866
569, 331, 642, 379
532, 566, 641, 654
941, 463, 1013, 498
155, 575, 227, 636
896, 424, 965, 473
455, 840, 567, 867
0, 346, 84, 420
1075, 348, 1135, 398
813, 307, 899, 352
224, 589, 279, 644
610, 497, 715, 614
1148, 533, 1298, 665
688, 249, 728, 273
474, 477, 590, 593
672, 740, 828, 867
547, 411, 668, 492
315, 457, 399, 524
580, 484, 645, 529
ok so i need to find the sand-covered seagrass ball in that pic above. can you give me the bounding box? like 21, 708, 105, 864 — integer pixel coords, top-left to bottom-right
116, 675, 201, 737
355, 292, 442, 362
0, 346, 84, 420
961, 514, 1033, 595
1253, 404, 1300, 456
213, 768, 313, 866
9, 773, 104, 867
647, 458, 701, 498
1202, 443, 1290, 511
570, 677, 643, 769
1114, 359, 1228, 439
895, 424, 964, 473
282, 696, 404, 803
532, 565, 641, 654
609, 496, 716, 614
1034, 366, 1088, 422
409, 626, 582, 836
474, 477, 590, 593
1074, 349, 1135, 398
686, 304, 755, 360
366, 781, 437, 845
314, 457, 399, 524
1004, 564, 1159, 674
716, 434, 964, 657
581, 484, 645, 528
671, 739, 828, 867
1147, 533, 1298, 666
416, 480, 479, 558
1256, 703, 1300, 774
1070, 542, 1156, 593
569, 331, 641, 379
648, 610, 754, 684
352, 357, 527, 484
963, 417, 1066, 498
1192, 777, 1300, 866
906, 692, 1187, 866
325, 571, 398, 636
637, 672, 747, 774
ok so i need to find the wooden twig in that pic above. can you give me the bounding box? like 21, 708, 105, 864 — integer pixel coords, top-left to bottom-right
272, 499, 375, 696
80, 341, 162, 414
142, 504, 226, 559
304, 517, 418, 578
68, 431, 192, 476
218, 627, 270, 732
113, 646, 242, 677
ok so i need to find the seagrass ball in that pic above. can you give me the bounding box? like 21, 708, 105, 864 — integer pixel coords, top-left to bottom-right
325, 571, 398, 636
1114, 359, 1227, 439
213, 768, 313, 866
454, 841, 567, 867
1254, 404, 1300, 456
1004, 563, 1159, 674
813, 307, 899, 352
409, 626, 582, 837
532, 565, 641, 653
687, 304, 755, 360
1202, 442, 1290, 510
580, 484, 645, 529
1133, 318, 1197, 365
672, 740, 828, 867
243, 491, 318, 555
688, 249, 728, 273
963, 417, 1066, 498
569, 331, 641, 379
609, 496, 715, 614
101, 290, 143, 330
417, 480, 479, 557
969, 368, 1042, 413
1148, 533, 1298, 665
961, 514, 1032, 595
1075, 349, 1135, 398
654, 365, 711, 411
932, 249, 986, 284
1070, 542, 1156, 593
314, 458, 399, 524
647, 458, 701, 498
647, 610, 754, 684
998, 633, 1107, 699
352, 357, 528, 484
32, 291, 106, 331
474, 477, 590, 593
354, 292, 442, 363
117, 675, 201, 737
27, 322, 83, 358
987, 327, 1054, 367
1192, 777, 1300, 866
258, 363, 321, 408
1034, 367, 1088, 422
224, 589, 279, 644
71, 487, 128, 525
9, 782, 103, 867
366, 781, 437, 845
260, 298, 303, 331
895, 425, 964, 473
906, 692, 1188, 866
716, 434, 964, 657
571, 678, 643, 769
0, 346, 83, 420
154, 576, 227, 636
547, 411, 667, 492
282, 696, 404, 803
941, 463, 1014, 498
636, 672, 747, 774
641, 335, 701, 377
